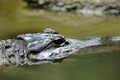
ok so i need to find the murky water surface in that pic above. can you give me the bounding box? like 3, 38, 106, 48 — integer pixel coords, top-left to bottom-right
0, 0, 120, 80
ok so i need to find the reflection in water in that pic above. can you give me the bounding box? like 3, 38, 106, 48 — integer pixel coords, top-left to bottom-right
0, 0, 120, 80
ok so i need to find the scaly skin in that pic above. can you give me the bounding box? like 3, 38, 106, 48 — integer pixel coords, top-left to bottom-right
23, 0, 120, 16
0, 28, 120, 66
0, 39, 27, 66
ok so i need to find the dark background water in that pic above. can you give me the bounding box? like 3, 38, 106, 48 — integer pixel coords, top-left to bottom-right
0, 0, 120, 80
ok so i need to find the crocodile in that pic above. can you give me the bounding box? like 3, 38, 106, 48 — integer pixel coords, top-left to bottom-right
23, 0, 120, 16
0, 28, 120, 66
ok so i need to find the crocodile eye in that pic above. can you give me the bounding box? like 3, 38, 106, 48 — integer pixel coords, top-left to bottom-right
54, 37, 65, 46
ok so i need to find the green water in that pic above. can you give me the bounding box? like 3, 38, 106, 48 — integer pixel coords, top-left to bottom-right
0, 0, 120, 80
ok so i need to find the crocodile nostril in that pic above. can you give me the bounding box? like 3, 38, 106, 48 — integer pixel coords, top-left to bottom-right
5, 46, 11, 49
8, 54, 15, 58
20, 55, 25, 59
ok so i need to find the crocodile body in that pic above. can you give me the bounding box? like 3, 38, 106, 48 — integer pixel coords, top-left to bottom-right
23, 0, 120, 16
0, 28, 120, 66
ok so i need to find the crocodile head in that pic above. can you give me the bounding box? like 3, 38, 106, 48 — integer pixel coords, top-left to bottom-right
17, 29, 79, 65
